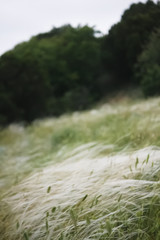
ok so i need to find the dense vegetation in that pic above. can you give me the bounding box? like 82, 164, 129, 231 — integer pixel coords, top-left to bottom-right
103, 0, 160, 85
0, 0, 160, 124
0, 96, 160, 239
135, 28, 160, 96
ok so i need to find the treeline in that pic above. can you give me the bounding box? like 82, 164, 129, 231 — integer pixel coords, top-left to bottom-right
0, 0, 160, 124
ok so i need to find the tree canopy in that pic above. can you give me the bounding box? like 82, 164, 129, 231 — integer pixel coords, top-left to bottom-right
0, 1, 160, 125
135, 28, 160, 96
0, 25, 103, 124
102, 0, 160, 85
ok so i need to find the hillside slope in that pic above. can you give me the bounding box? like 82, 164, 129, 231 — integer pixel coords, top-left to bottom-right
0, 97, 160, 239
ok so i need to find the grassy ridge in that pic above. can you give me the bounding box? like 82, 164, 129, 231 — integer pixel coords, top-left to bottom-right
0, 96, 160, 239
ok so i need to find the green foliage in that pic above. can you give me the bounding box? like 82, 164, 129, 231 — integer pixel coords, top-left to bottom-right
1, 1, 160, 125
102, 0, 160, 85
135, 28, 160, 96
0, 44, 52, 123
0, 25, 102, 124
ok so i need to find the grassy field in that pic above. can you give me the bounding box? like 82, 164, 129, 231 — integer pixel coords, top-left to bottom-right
0, 96, 160, 239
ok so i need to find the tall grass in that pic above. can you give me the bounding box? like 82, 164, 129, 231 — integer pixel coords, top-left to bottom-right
0, 96, 160, 239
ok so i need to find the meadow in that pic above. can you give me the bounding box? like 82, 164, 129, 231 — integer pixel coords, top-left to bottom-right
0, 95, 160, 240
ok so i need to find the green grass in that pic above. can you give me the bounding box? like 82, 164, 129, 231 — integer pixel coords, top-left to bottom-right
0, 96, 160, 239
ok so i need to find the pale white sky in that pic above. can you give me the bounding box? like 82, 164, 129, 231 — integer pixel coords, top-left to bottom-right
0, 0, 151, 55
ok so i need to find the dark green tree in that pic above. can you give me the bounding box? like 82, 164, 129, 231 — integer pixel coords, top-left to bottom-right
135, 28, 160, 96
35, 25, 102, 112
102, 0, 160, 86
0, 25, 102, 124
0, 43, 52, 123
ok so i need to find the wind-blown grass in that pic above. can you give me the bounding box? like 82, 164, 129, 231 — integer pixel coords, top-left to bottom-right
0, 96, 160, 239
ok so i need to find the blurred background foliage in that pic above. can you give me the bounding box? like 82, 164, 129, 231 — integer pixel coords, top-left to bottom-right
0, 0, 160, 125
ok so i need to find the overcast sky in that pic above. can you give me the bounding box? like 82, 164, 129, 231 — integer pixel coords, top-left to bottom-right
0, 0, 151, 55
